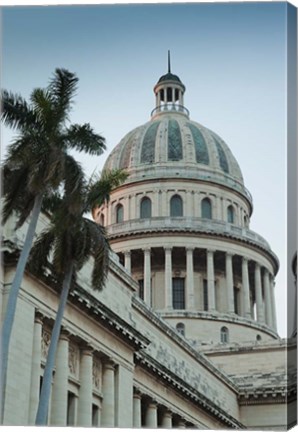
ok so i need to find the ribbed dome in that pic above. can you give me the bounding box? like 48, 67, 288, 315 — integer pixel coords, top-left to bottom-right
103, 65, 251, 204
103, 113, 250, 200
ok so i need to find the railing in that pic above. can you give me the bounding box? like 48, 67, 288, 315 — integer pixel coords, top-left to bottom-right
107, 216, 274, 253
151, 104, 190, 118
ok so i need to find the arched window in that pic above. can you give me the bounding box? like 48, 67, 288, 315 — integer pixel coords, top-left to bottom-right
170, 194, 183, 217
201, 198, 212, 219
140, 197, 152, 218
176, 322, 185, 337
256, 334, 262, 342
220, 326, 229, 343
116, 204, 124, 223
227, 205, 234, 223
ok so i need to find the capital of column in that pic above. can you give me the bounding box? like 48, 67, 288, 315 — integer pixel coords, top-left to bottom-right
80, 343, 94, 356
207, 248, 216, 255
164, 246, 172, 253
186, 247, 194, 253
34, 310, 44, 325
124, 250, 131, 256
143, 247, 151, 254
59, 329, 70, 341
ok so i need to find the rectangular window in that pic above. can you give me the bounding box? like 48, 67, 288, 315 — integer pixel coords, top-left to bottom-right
172, 278, 185, 309
92, 404, 99, 427
139, 279, 144, 300
234, 286, 239, 314
67, 391, 76, 426
203, 279, 208, 311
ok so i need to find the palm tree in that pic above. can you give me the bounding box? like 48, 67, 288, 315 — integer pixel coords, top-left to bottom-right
1, 68, 106, 421
29, 169, 127, 425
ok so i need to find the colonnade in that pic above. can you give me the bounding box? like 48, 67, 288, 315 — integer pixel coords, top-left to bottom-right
133, 390, 189, 428
28, 319, 131, 427
123, 247, 277, 330
27, 315, 194, 428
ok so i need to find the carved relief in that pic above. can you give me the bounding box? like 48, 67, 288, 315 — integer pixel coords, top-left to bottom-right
92, 358, 101, 390
41, 328, 51, 360
68, 344, 79, 377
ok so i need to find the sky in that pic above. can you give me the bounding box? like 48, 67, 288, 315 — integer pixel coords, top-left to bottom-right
1, 1, 297, 337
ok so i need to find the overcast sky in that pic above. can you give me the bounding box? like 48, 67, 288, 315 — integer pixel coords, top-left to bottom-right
2, 2, 296, 337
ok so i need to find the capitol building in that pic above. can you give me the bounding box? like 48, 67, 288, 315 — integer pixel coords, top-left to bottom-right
2, 65, 296, 429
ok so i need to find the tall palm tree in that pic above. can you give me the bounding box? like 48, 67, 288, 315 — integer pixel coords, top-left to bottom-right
1, 68, 106, 421
29, 169, 127, 425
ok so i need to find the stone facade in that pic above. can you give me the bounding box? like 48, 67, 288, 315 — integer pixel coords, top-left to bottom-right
1, 67, 296, 428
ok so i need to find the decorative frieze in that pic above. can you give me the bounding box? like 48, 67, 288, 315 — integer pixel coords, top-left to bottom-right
92, 357, 102, 390
41, 328, 51, 360
68, 343, 79, 377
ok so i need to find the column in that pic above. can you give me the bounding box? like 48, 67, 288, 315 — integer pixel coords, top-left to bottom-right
216, 196, 222, 220
106, 202, 110, 225
145, 401, 158, 428
194, 193, 200, 217
126, 196, 131, 220
178, 420, 186, 428
133, 392, 142, 428
162, 190, 167, 216
264, 270, 273, 327
143, 248, 151, 306
115, 365, 133, 427
242, 257, 251, 318
131, 194, 137, 220
101, 361, 115, 427
165, 247, 172, 309
50, 332, 69, 426
161, 410, 172, 428
225, 253, 234, 313
186, 191, 192, 216
29, 313, 43, 424
124, 250, 131, 273
207, 250, 216, 311
254, 263, 265, 323
77, 348, 93, 426
270, 277, 277, 331
186, 248, 195, 310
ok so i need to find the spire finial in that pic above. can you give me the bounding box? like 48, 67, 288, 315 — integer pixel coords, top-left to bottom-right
168, 50, 171, 73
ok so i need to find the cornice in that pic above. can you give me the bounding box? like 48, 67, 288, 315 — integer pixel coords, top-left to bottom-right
108, 223, 279, 273
132, 296, 239, 393
134, 350, 245, 429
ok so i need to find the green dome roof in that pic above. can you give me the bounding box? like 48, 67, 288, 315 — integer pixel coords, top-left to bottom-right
157, 72, 182, 83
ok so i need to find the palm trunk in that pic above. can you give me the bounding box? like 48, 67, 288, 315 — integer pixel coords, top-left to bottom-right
35, 262, 74, 426
1, 193, 43, 423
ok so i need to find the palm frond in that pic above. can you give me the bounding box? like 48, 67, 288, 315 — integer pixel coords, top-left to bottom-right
84, 219, 110, 290
64, 123, 106, 155
87, 169, 128, 212
41, 191, 63, 215
30, 88, 54, 130
2, 164, 34, 227
63, 154, 86, 213
1, 90, 38, 131
48, 68, 78, 124
28, 228, 56, 275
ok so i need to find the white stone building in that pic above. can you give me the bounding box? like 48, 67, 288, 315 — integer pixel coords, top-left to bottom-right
1, 66, 296, 429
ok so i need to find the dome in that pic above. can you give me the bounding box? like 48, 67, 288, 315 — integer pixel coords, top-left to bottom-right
157, 72, 182, 84
103, 58, 252, 204
104, 115, 244, 183
104, 93, 251, 204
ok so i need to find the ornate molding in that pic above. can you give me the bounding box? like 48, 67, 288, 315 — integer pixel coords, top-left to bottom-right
41, 328, 51, 360
68, 343, 79, 377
